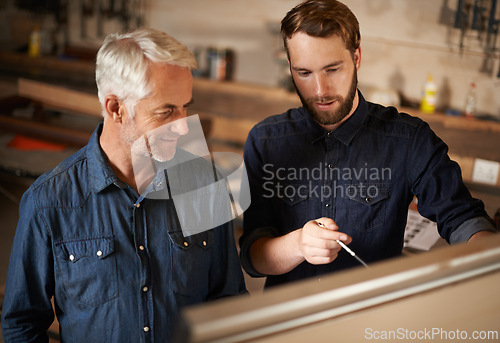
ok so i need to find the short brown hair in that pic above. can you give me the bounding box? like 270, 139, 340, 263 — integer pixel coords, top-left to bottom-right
281, 0, 360, 54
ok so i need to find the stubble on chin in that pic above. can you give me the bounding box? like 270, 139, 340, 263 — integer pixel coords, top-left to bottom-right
296, 70, 358, 127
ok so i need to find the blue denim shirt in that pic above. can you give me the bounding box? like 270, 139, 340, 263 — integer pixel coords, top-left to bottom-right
1, 124, 247, 342
240, 91, 495, 288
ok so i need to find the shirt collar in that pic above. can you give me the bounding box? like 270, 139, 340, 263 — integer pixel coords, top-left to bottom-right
86, 123, 125, 193
87, 123, 173, 195
306, 90, 368, 146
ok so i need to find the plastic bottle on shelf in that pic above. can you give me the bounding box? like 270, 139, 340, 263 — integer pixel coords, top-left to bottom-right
464, 82, 477, 119
28, 26, 41, 58
420, 73, 437, 114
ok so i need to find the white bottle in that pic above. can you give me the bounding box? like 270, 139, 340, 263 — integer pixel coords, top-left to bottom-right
464, 82, 477, 119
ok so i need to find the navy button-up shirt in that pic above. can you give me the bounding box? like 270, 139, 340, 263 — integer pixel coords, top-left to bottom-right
2, 124, 247, 342
240, 91, 495, 288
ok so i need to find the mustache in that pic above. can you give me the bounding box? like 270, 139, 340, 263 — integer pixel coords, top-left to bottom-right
291, 78, 343, 107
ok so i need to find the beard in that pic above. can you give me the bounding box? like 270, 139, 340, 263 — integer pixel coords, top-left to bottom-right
128, 131, 179, 164
145, 134, 178, 163
294, 68, 358, 127
122, 121, 180, 164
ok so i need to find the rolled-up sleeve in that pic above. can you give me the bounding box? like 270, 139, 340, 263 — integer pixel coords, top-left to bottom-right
408, 121, 496, 243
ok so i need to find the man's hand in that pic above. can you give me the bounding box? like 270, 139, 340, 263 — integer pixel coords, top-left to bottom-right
298, 217, 352, 265
249, 217, 352, 275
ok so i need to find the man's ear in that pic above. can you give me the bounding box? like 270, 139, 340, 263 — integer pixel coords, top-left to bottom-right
104, 95, 122, 123
354, 47, 361, 70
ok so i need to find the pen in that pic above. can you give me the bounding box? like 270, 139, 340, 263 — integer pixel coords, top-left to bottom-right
317, 222, 369, 268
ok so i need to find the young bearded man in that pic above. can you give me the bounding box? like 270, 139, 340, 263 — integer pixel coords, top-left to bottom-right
239, 0, 497, 288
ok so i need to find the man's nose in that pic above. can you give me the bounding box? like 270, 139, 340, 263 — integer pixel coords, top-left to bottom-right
314, 74, 330, 98
171, 116, 189, 136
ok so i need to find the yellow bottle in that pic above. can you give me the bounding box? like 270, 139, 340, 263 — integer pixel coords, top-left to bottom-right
28, 26, 41, 58
420, 74, 437, 114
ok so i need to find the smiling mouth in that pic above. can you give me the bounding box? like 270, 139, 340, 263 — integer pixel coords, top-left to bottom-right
154, 134, 179, 143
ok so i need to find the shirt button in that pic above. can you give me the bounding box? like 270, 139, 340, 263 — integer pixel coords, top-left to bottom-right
325, 203, 331, 208
139, 245, 145, 251
326, 132, 332, 138
69, 254, 75, 261
328, 163, 334, 169
96, 250, 103, 257
143, 286, 148, 292
202, 241, 207, 246
183, 242, 189, 247
143, 326, 150, 332
365, 197, 372, 203
136, 203, 141, 208
156, 181, 163, 188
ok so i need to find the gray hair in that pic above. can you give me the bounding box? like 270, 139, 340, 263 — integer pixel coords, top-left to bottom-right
95, 27, 197, 117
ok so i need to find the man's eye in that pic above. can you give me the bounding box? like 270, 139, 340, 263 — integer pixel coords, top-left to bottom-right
297, 71, 311, 77
157, 109, 173, 117
326, 68, 339, 73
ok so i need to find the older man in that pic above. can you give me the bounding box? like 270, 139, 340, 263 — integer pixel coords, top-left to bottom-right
2, 27, 246, 342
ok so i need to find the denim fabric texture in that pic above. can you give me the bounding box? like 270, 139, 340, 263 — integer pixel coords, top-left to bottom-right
1, 124, 247, 343
240, 91, 495, 288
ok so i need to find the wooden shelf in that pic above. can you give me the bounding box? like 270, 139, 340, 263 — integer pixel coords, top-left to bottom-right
1, 52, 499, 189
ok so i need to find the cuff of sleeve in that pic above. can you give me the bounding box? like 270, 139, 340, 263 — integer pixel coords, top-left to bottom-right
449, 216, 497, 244
239, 227, 279, 278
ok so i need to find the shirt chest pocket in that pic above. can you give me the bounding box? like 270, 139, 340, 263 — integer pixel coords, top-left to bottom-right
167, 230, 214, 303
276, 182, 310, 232
54, 236, 118, 307
347, 183, 390, 232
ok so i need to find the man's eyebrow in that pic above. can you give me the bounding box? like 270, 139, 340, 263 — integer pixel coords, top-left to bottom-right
291, 66, 309, 72
291, 61, 343, 72
322, 61, 343, 69
155, 98, 194, 110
